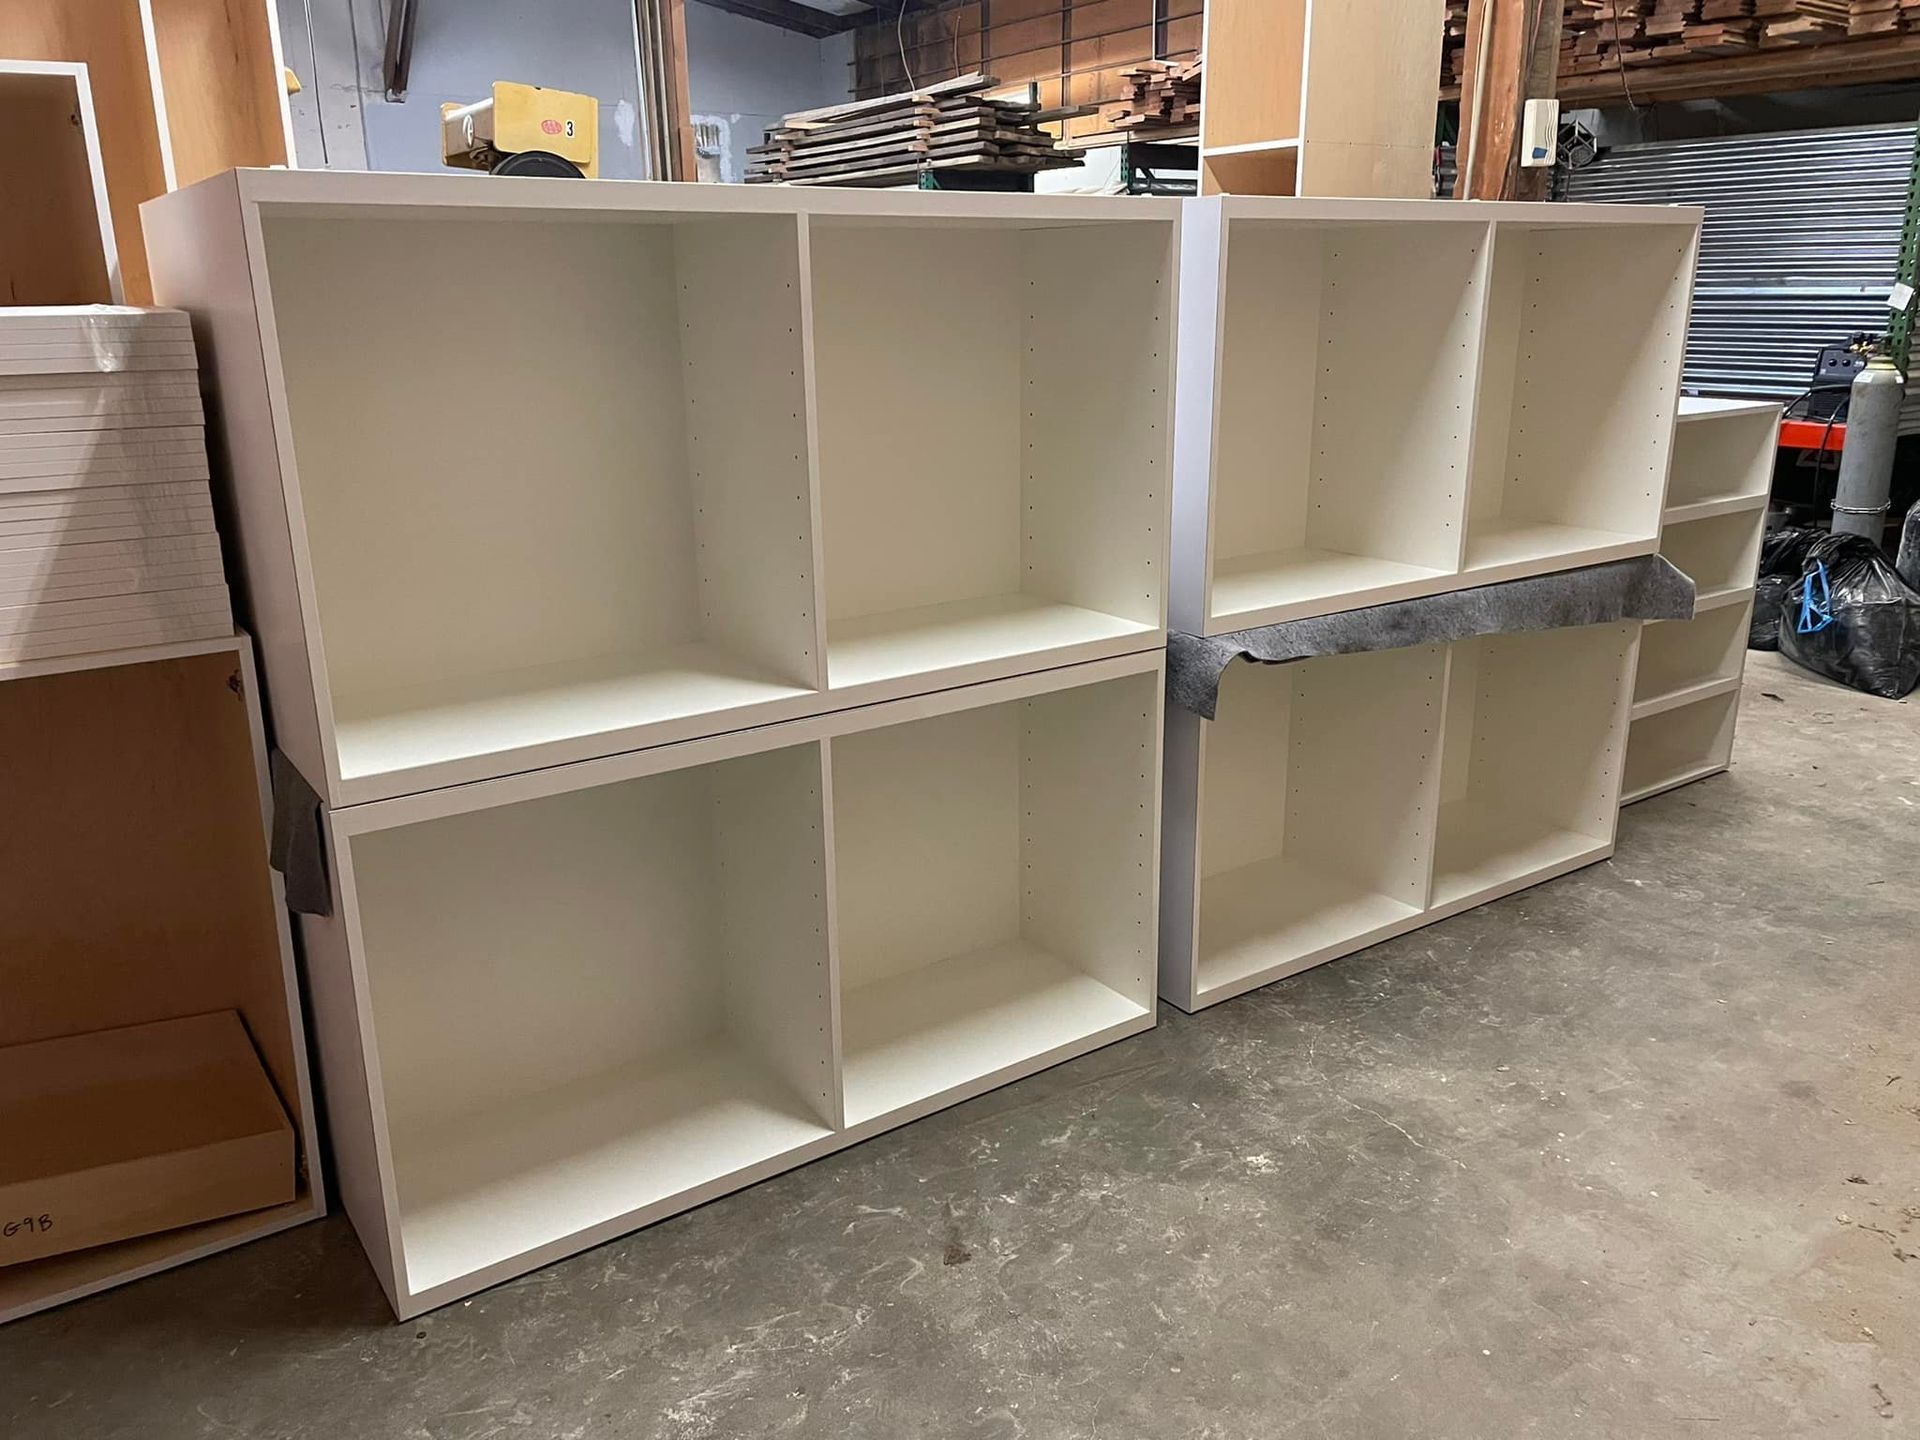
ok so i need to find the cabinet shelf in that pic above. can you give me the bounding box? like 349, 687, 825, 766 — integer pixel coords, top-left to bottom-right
1622, 689, 1739, 804
841, 940, 1147, 1129
825, 594, 1153, 694
394, 1048, 832, 1298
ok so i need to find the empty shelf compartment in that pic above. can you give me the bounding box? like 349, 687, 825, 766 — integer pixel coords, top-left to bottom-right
1465, 220, 1692, 577
1204, 219, 1485, 627
1668, 403, 1776, 512
1432, 624, 1636, 908
259, 207, 820, 796
829, 671, 1159, 1127
1193, 646, 1442, 1000
347, 744, 836, 1296
1660, 510, 1764, 606
1634, 599, 1751, 712
1623, 689, 1738, 804
810, 215, 1171, 692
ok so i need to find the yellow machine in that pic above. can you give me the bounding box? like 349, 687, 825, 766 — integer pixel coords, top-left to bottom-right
441, 81, 599, 178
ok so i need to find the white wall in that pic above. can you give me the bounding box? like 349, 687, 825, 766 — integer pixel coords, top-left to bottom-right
686, 6, 853, 183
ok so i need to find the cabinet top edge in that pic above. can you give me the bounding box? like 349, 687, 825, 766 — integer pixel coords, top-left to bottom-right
149, 168, 1182, 226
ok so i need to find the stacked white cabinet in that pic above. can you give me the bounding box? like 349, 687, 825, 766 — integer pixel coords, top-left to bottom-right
1161, 623, 1639, 1011
144, 172, 1175, 1319
1623, 397, 1778, 803
1172, 196, 1700, 633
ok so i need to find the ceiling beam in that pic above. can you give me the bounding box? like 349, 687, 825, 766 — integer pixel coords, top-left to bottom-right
688, 0, 868, 39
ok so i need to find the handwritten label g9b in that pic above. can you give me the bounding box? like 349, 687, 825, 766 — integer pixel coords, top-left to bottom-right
3, 1214, 53, 1239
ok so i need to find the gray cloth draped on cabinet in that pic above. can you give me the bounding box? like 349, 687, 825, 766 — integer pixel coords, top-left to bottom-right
1169, 555, 1696, 720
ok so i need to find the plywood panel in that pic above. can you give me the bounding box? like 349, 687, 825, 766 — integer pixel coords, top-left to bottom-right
145, 0, 289, 185
0, 0, 168, 303
1299, 0, 1445, 155
1202, 0, 1306, 150
0, 651, 297, 1115
0, 66, 116, 305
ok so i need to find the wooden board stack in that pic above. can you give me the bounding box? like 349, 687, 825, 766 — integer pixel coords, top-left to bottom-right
1106, 58, 1203, 131
746, 75, 1082, 187
0, 307, 230, 665
1454, 0, 1910, 83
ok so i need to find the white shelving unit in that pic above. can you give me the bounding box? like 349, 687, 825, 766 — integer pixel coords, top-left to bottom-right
1161, 623, 1637, 1011
143, 171, 1176, 807
1623, 397, 1778, 804
811, 214, 1171, 695
302, 652, 1160, 1318
0, 632, 323, 1323
1172, 196, 1699, 635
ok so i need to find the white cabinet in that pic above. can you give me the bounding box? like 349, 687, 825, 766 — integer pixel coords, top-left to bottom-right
143, 172, 1176, 806
303, 652, 1161, 1317
1161, 623, 1638, 1012
1173, 196, 1699, 634
1622, 397, 1777, 803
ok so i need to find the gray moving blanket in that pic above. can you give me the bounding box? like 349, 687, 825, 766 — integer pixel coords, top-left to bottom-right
1170, 555, 1695, 720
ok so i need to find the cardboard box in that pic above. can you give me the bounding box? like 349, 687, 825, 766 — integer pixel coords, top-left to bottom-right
0, 1011, 294, 1266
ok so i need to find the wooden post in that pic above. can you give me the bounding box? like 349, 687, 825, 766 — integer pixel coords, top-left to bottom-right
662, 0, 698, 180
1455, 0, 1561, 200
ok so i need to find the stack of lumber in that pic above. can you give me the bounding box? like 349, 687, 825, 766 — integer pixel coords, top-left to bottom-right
746, 74, 1083, 187
0, 308, 230, 664
1446, 0, 1913, 85
1106, 58, 1203, 131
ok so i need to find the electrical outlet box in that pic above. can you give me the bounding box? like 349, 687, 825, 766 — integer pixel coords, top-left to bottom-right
1521, 98, 1560, 169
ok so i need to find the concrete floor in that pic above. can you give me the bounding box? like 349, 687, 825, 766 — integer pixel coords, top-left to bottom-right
3, 653, 1915, 1439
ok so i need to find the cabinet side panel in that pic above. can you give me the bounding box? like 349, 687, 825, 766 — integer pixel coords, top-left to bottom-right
299, 841, 403, 1308
1170, 201, 1223, 634
1157, 701, 1204, 1010
714, 743, 838, 1129
1300, 0, 1445, 159
1201, 0, 1306, 149
677, 215, 821, 689
1021, 222, 1174, 630
1200, 660, 1292, 878
144, 174, 328, 789
1019, 669, 1161, 1008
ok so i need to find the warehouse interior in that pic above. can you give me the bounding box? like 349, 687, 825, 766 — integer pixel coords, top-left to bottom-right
0, 2, 1915, 1437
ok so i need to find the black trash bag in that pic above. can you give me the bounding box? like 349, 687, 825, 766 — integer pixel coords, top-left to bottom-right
1778, 532, 1920, 699
1749, 525, 1821, 651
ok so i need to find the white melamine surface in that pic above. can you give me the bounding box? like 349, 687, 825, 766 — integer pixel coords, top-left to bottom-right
1660, 510, 1766, 604
1197, 853, 1421, 998
1622, 688, 1739, 804
840, 939, 1148, 1127
1433, 625, 1634, 909
394, 1048, 832, 1296
810, 218, 1171, 693
1464, 219, 1693, 577
1635, 599, 1750, 708
824, 594, 1153, 692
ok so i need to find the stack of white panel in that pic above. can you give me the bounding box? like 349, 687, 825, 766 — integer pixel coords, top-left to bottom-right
0, 307, 230, 663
